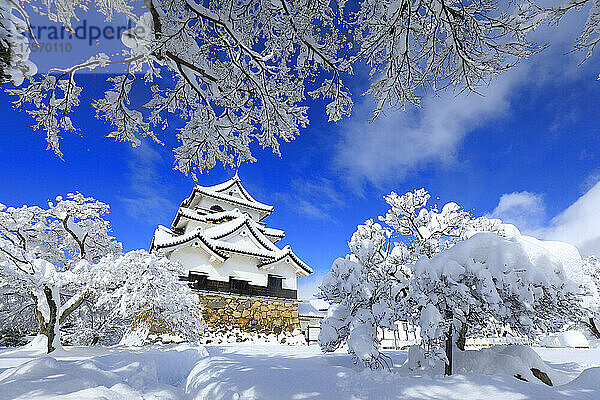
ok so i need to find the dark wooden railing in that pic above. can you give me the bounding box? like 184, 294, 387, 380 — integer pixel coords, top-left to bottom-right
179, 272, 297, 300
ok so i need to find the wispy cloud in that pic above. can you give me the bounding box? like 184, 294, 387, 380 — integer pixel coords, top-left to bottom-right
119, 142, 177, 223
273, 178, 346, 221
490, 191, 546, 233
333, 68, 523, 189
332, 8, 595, 190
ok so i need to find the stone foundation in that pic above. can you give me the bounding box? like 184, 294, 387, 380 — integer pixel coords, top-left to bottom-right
198, 293, 300, 333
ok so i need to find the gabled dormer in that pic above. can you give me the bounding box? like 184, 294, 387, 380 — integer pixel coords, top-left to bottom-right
179, 173, 274, 222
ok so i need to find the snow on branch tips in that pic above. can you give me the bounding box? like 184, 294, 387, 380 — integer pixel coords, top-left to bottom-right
318, 188, 584, 374
5, 0, 584, 175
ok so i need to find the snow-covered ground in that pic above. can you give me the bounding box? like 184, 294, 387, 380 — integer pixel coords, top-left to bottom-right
1, 341, 600, 399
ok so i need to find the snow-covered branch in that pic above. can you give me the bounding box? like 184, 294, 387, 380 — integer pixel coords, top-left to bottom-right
3, 0, 562, 175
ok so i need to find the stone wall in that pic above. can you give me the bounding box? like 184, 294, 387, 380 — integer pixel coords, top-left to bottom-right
198, 293, 300, 333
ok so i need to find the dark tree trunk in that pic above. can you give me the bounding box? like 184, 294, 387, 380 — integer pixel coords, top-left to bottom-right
0, 40, 12, 84
456, 323, 467, 351
445, 324, 453, 376
588, 317, 600, 339
34, 286, 59, 353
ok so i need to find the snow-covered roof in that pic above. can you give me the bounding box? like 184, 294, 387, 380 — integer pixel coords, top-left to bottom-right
307, 298, 330, 312
259, 245, 313, 275
172, 208, 285, 242
152, 215, 311, 276
151, 226, 227, 262
258, 226, 286, 239
203, 171, 260, 204
182, 174, 274, 217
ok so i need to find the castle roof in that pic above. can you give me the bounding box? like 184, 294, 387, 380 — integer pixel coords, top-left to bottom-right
180, 173, 274, 220
152, 174, 312, 279
171, 208, 285, 242
152, 214, 312, 276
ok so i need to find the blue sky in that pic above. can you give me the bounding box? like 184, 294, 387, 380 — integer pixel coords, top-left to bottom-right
1, 6, 600, 298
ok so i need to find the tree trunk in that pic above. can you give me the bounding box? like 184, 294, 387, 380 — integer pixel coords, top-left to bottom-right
588, 317, 600, 339
33, 286, 60, 353
456, 322, 467, 351
445, 324, 453, 376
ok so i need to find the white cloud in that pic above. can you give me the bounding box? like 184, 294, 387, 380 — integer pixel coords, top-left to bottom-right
333, 69, 522, 188
491, 182, 600, 257
119, 143, 177, 222
542, 181, 600, 257
273, 178, 345, 221
490, 191, 546, 232
332, 7, 596, 189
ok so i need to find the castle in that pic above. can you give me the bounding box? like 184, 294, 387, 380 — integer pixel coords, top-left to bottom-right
150, 174, 312, 333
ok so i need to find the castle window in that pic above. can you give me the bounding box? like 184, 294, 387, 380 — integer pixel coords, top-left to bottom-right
188, 271, 208, 290
268, 275, 283, 290
229, 277, 249, 293
210, 205, 225, 213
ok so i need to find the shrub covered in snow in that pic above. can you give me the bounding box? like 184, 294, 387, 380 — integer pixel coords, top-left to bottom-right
67, 250, 204, 346
582, 256, 600, 337
406, 232, 582, 374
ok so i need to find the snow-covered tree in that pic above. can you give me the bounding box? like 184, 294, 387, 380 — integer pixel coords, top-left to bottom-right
318, 220, 403, 369
0, 0, 37, 85
407, 232, 582, 375
0, 193, 122, 352
0, 285, 37, 346
0, 0, 573, 176
318, 189, 508, 368
0, 194, 204, 351
319, 189, 581, 374
68, 250, 204, 345
582, 255, 600, 338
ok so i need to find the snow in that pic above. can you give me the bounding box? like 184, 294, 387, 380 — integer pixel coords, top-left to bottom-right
298, 301, 325, 318
3, 342, 600, 399
0, 344, 207, 399
452, 345, 572, 385
542, 330, 590, 348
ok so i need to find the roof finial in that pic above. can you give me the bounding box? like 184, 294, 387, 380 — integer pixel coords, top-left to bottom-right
233, 169, 239, 180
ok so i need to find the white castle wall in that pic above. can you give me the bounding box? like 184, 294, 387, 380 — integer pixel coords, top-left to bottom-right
170, 247, 297, 290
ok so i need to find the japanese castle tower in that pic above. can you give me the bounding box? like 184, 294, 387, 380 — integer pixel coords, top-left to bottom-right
150, 173, 312, 333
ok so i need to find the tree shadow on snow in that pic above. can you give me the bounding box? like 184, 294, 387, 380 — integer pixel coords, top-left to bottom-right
185, 347, 600, 400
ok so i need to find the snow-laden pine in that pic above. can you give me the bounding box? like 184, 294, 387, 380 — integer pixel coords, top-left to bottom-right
407, 231, 581, 374
318, 189, 583, 374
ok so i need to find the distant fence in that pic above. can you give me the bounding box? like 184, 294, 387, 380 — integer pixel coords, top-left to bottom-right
301, 319, 531, 348
377, 323, 531, 349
